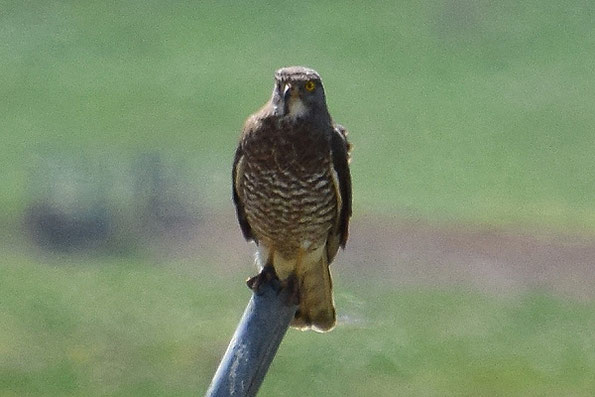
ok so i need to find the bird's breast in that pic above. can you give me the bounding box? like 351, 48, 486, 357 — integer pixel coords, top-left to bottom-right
240, 128, 337, 256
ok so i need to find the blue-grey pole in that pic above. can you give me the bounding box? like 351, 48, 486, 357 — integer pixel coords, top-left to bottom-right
206, 281, 298, 397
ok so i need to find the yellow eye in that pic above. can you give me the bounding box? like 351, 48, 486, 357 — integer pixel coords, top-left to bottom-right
305, 80, 316, 91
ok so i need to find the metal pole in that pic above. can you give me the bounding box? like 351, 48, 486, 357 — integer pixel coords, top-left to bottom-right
206, 280, 297, 397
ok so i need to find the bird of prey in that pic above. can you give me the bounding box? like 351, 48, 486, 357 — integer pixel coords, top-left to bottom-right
232, 66, 352, 332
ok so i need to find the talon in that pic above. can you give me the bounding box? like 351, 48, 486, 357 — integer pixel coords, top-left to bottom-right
246, 275, 258, 291
246, 265, 279, 295
281, 274, 300, 306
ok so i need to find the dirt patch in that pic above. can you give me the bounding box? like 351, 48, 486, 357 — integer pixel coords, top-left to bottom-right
177, 210, 595, 300
343, 215, 595, 300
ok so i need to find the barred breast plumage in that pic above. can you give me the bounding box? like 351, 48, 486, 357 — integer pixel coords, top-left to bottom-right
240, 120, 337, 258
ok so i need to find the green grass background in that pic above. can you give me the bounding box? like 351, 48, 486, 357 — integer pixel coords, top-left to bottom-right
2, 257, 594, 396
1, 1, 595, 395
3, 0, 595, 230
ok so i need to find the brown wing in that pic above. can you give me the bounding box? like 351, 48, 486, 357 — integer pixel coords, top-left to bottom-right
232, 143, 255, 242
328, 123, 352, 258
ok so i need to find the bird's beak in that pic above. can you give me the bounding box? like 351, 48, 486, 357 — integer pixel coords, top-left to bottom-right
281, 83, 291, 115
281, 83, 300, 115
282, 83, 293, 104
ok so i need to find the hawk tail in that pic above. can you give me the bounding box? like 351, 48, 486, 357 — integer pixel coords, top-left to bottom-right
291, 253, 336, 333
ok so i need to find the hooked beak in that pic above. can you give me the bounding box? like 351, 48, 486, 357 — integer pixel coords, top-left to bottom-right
282, 83, 293, 104
281, 83, 299, 115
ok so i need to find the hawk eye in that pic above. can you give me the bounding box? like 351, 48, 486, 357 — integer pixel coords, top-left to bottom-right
305, 80, 316, 92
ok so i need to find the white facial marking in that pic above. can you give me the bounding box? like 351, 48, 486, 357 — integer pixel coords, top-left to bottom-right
288, 98, 307, 119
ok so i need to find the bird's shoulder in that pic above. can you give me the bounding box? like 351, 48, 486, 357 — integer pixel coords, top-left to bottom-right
331, 123, 353, 161
242, 103, 275, 138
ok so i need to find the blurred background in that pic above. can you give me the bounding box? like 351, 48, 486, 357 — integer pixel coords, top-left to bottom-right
1, 1, 594, 395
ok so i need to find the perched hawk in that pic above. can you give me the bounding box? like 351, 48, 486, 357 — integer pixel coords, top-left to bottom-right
232, 66, 352, 332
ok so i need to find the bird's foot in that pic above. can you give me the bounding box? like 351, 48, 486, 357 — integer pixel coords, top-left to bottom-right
246, 265, 280, 295
280, 274, 300, 306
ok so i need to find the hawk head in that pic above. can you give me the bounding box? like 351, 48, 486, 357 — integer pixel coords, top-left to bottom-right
271, 66, 329, 120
